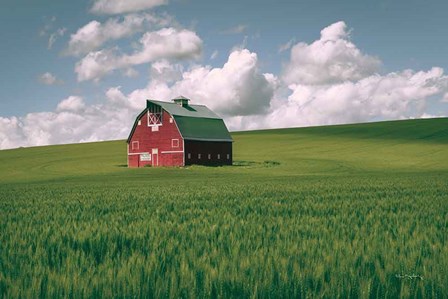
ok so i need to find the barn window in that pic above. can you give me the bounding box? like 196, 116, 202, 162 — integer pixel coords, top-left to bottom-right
172, 139, 179, 148
138, 120, 141, 126
151, 126, 159, 132
227, 154, 230, 159
198, 154, 201, 159
187, 153, 191, 159
132, 141, 139, 150
217, 154, 221, 159
208, 154, 211, 160
147, 103, 162, 126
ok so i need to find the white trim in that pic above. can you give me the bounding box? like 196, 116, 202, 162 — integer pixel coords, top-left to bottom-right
147, 110, 163, 127
161, 150, 184, 154
128, 152, 149, 156
152, 148, 158, 166
127, 143, 129, 167
182, 139, 185, 166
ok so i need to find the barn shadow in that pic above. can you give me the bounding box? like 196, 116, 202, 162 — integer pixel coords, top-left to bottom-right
233, 160, 281, 167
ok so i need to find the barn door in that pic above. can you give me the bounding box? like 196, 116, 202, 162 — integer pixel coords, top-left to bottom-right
152, 148, 158, 166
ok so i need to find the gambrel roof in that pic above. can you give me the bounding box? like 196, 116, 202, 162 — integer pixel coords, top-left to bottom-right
127, 99, 233, 143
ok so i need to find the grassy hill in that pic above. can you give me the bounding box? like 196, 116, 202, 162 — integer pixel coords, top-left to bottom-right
1, 118, 447, 183
1, 118, 447, 298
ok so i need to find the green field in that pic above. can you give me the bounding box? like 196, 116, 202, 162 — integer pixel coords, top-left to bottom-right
1, 118, 447, 298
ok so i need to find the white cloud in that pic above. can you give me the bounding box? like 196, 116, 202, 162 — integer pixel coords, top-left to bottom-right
38, 72, 63, 85
283, 21, 381, 85
443, 92, 448, 102
225, 67, 448, 132
210, 50, 218, 60
39, 17, 66, 50
0, 95, 142, 150
108, 49, 276, 116
48, 27, 66, 50
65, 13, 172, 56
278, 67, 447, 126
221, 24, 247, 34
278, 38, 295, 53
91, 0, 167, 15
2, 21, 448, 150
419, 113, 446, 119
56, 96, 86, 112
75, 27, 202, 81
123, 68, 139, 78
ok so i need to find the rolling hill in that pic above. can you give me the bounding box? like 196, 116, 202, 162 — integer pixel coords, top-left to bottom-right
0, 118, 447, 183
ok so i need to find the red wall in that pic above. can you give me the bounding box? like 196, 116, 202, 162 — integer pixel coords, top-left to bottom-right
128, 110, 184, 167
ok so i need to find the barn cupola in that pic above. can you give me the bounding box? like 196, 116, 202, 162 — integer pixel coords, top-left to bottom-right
173, 95, 190, 107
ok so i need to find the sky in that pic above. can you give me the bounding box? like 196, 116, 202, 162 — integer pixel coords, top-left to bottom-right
1, 0, 448, 149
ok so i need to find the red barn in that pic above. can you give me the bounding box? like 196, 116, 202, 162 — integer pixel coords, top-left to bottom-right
127, 96, 233, 167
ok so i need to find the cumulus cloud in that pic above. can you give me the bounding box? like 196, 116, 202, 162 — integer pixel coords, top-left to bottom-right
90, 0, 167, 15
2, 21, 448, 150
56, 96, 86, 112
283, 21, 381, 85
0, 96, 142, 150
38, 72, 63, 85
65, 13, 172, 56
107, 49, 276, 116
75, 27, 203, 81
271, 67, 448, 128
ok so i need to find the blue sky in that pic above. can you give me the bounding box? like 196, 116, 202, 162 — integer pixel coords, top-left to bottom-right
0, 0, 447, 149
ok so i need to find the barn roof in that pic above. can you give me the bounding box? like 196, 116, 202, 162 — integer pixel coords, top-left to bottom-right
126, 99, 233, 143
149, 100, 221, 119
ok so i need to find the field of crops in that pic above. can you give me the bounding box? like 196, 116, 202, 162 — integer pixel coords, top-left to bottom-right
1, 118, 447, 298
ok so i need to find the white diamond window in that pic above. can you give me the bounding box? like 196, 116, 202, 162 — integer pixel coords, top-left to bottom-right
147, 103, 162, 127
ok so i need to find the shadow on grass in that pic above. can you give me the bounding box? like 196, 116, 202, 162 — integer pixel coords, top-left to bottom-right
233, 160, 281, 167
116, 164, 128, 168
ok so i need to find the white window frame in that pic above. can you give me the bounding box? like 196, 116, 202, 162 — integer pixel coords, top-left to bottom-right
147, 106, 162, 127
208, 154, 211, 160
227, 154, 230, 159
132, 141, 139, 150
151, 126, 159, 132
187, 153, 191, 159
217, 154, 221, 160
198, 154, 201, 159
172, 139, 179, 148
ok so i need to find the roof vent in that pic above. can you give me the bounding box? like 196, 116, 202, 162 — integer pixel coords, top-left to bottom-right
173, 95, 190, 107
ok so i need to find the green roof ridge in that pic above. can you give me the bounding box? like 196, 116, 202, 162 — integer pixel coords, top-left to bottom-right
147, 99, 221, 119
